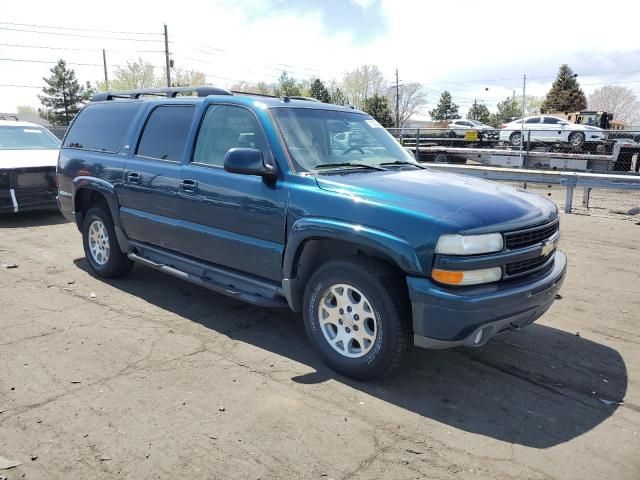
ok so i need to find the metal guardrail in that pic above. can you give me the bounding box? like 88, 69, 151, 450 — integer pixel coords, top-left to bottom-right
425, 163, 640, 213
388, 127, 640, 174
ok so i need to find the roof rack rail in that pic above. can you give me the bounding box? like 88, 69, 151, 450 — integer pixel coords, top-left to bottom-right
91, 85, 233, 102
0, 114, 19, 121
232, 90, 278, 98
288, 96, 321, 102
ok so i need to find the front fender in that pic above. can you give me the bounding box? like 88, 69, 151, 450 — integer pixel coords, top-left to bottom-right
283, 217, 422, 279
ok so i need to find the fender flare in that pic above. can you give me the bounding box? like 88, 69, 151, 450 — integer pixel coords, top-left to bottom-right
283, 217, 422, 279
72, 177, 130, 253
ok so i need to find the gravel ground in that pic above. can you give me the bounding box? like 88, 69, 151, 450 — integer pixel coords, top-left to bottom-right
1, 211, 639, 480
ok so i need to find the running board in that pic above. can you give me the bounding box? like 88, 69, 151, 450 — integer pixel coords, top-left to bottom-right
127, 251, 287, 308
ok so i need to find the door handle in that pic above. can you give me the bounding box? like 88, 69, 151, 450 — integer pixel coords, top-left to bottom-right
180, 179, 198, 193
127, 172, 141, 184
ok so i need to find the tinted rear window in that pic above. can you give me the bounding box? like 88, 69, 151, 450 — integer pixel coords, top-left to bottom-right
64, 102, 142, 153
136, 105, 195, 162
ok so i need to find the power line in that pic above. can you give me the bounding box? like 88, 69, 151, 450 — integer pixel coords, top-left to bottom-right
0, 84, 40, 88
170, 38, 321, 75
0, 57, 165, 69
0, 26, 162, 42
0, 42, 164, 54
0, 21, 162, 35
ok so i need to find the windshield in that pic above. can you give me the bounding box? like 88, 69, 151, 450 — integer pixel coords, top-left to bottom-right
271, 108, 416, 171
468, 120, 483, 126
0, 126, 61, 150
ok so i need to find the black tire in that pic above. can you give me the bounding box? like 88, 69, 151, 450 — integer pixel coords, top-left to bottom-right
302, 256, 411, 380
509, 131, 522, 147
568, 132, 585, 149
82, 206, 133, 278
434, 153, 449, 163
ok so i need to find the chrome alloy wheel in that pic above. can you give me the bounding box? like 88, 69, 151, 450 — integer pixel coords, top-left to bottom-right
318, 284, 377, 358
88, 219, 110, 266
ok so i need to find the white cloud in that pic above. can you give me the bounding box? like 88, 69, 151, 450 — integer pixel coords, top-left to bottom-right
350, 0, 376, 8
1, 0, 639, 117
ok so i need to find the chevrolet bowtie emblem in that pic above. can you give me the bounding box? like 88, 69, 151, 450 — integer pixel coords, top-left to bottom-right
541, 240, 555, 257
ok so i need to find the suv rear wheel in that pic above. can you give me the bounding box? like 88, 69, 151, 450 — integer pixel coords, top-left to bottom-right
303, 257, 410, 380
82, 206, 133, 278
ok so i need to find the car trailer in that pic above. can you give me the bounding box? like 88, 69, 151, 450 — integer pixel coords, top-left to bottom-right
412, 142, 640, 173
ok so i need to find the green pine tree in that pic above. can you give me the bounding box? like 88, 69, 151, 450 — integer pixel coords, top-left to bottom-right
467, 103, 491, 124
429, 91, 460, 120
330, 87, 347, 106
275, 71, 302, 97
363, 95, 393, 127
541, 64, 587, 113
487, 96, 523, 127
38, 59, 91, 125
309, 78, 330, 103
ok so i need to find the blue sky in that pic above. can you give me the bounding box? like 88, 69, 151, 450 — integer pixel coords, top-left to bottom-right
266, 0, 388, 43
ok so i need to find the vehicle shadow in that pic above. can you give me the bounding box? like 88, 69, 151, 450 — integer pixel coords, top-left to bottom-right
74, 259, 628, 449
0, 210, 68, 228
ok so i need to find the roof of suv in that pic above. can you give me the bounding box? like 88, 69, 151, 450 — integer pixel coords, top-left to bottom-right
93, 95, 362, 113
0, 120, 46, 128
90, 86, 362, 114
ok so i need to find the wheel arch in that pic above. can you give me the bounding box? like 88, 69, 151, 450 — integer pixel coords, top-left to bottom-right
282, 218, 421, 311
73, 177, 129, 253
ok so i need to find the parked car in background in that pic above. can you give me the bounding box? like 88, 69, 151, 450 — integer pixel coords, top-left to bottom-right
500, 115, 607, 149
58, 86, 566, 380
448, 119, 492, 136
447, 119, 498, 142
0, 120, 61, 213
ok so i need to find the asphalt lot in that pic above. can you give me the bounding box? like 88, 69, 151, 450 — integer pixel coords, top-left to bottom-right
1, 211, 639, 479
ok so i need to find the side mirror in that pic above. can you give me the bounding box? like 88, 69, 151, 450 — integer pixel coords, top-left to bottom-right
224, 148, 276, 179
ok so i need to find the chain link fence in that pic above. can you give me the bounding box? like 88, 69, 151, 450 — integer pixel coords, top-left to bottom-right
498, 182, 640, 216
388, 126, 640, 173
386, 124, 640, 217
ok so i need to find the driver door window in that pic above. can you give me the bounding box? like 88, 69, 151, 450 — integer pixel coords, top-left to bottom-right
192, 105, 268, 167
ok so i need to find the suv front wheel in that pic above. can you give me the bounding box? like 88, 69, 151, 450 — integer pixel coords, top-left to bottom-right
303, 257, 410, 380
82, 206, 133, 278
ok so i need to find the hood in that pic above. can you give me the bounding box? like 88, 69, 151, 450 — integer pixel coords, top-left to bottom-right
0, 149, 59, 169
573, 124, 603, 132
315, 168, 557, 233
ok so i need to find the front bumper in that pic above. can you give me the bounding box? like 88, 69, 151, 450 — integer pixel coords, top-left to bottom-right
0, 167, 58, 214
408, 251, 566, 349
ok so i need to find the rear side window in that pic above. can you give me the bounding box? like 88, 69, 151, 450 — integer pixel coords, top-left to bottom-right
65, 102, 142, 153
543, 117, 564, 124
137, 105, 195, 161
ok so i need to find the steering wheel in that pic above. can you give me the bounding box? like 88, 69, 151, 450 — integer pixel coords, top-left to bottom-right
342, 146, 365, 155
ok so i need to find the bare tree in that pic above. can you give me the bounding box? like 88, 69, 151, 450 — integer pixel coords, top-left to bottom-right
387, 82, 427, 126
588, 86, 640, 126
341, 65, 387, 109
97, 58, 159, 91
171, 69, 207, 87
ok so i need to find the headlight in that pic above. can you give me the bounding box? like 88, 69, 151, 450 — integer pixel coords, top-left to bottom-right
435, 233, 503, 255
432, 267, 502, 286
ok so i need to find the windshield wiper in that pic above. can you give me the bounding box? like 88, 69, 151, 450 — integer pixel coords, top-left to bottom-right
314, 162, 387, 171
377, 160, 426, 169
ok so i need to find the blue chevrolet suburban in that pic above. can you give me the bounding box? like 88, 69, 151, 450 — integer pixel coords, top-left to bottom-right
57, 86, 566, 379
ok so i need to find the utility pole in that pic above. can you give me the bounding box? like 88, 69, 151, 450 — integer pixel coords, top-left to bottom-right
519, 74, 526, 165
395, 68, 400, 128
102, 49, 109, 89
164, 24, 171, 87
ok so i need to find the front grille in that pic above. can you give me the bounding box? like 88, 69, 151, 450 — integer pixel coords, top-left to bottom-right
505, 220, 558, 250
506, 254, 553, 276
16, 171, 54, 189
